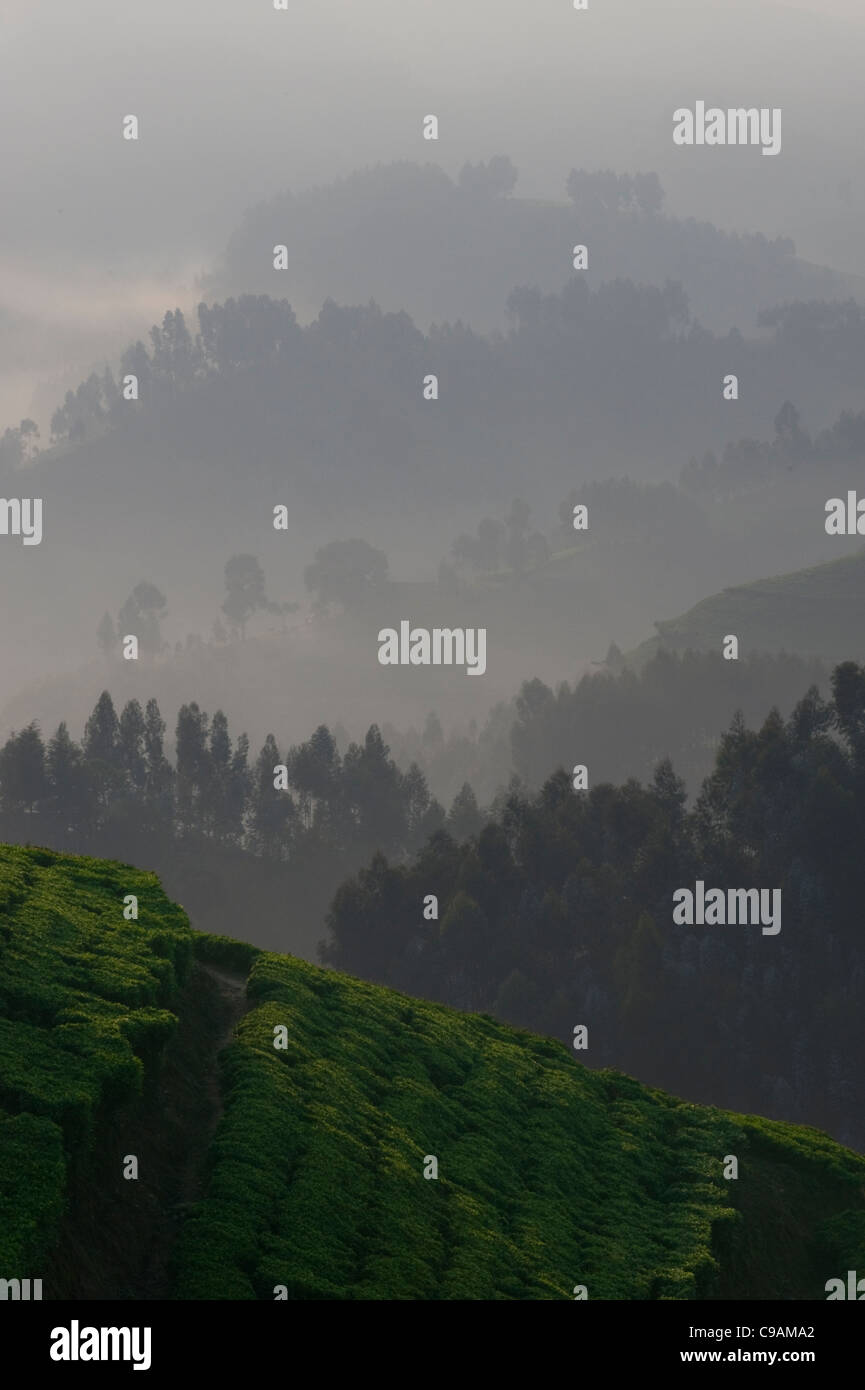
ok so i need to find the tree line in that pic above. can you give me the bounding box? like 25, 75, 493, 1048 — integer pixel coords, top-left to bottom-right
29, 280, 865, 516
323, 662, 865, 1154
1, 664, 863, 1151
0, 692, 483, 868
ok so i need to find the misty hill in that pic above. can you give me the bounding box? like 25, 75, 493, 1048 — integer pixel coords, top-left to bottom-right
0, 523, 834, 805
4, 418, 864, 760
206, 160, 861, 337
2, 843, 864, 1301
632, 548, 865, 667
0, 654, 835, 972
507, 649, 827, 799
3, 273, 865, 712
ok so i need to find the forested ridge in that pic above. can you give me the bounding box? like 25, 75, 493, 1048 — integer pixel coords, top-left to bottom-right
325, 662, 865, 1152
3, 661, 865, 1153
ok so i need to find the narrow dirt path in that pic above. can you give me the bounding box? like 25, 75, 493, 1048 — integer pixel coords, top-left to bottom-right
46, 959, 253, 1299
196, 963, 252, 1132
200, 962, 251, 1038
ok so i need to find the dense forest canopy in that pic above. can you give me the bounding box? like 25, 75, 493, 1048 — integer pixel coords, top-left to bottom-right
208, 160, 854, 336
324, 662, 865, 1153
3, 660, 865, 1154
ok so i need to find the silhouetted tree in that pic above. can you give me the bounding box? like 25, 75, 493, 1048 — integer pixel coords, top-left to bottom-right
304, 538, 388, 614
250, 734, 295, 858
45, 722, 93, 840
222, 555, 268, 638
175, 703, 211, 834
97, 611, 116, 657
117, 582, 167, 656
446, 782, 484, 840
118, 700, 148, 791
457, 156, 518, 198
0, 723, 47, 814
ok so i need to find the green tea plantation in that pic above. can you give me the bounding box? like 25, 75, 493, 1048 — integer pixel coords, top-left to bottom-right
1, 844, 863, 1300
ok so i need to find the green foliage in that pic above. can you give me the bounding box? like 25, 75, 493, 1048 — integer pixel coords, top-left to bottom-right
0, 844, 191, 1270
325, 666, 865, 1153
193, 931, 261, 975
815, 1210, 865, 1272
2, 842, 863, 1301
0, 1111, 66, 1270
172, 951, 865, 1301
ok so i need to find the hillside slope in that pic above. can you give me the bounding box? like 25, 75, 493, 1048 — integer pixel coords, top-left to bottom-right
171, 946, 865, 1301
0, 843, 191, 1286
209, 162, 859, 336
1, 845, 863, 1300
631, 548, 865, 668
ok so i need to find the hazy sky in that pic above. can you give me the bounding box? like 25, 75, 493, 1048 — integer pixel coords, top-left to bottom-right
3, 0, 864, 428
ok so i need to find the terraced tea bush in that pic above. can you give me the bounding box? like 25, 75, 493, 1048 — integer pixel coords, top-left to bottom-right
0, 844, 191, 1272
172, 952, 865, 1300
